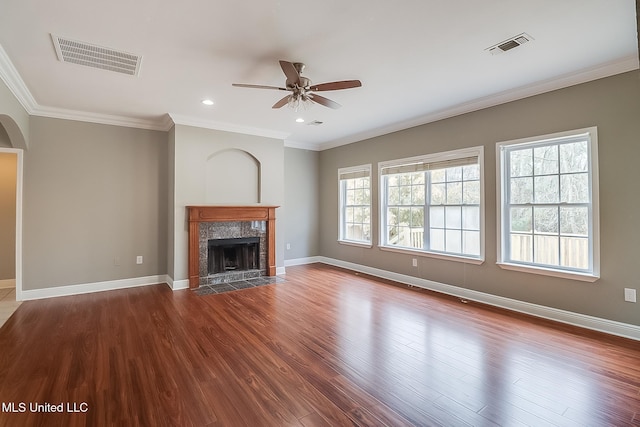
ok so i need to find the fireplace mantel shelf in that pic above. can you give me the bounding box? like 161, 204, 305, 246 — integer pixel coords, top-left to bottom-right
187, 205, 278, 288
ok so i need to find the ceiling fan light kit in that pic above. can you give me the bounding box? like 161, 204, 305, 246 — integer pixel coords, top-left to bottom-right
233, 60, 362, 111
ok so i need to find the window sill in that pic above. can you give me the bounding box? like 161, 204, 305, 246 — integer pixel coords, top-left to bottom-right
496, 262, 599, 282
338, 240, 373, 249
379, 245, 484, 265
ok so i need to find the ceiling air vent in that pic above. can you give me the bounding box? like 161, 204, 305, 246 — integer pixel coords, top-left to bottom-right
51, 34, 142, 76
487, 33, 533, 55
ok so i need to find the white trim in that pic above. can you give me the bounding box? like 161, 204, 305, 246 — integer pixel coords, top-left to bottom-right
497, 262, 598, 282
165, 275, 190, 291
315, 257, 640, 341
338, 240, 373, 249
0, 279, 15, 289
378, 245, 484, 265
315, 55, 639, 151
0, 45, 37, 113
284, 256, 323, 267
276, 266, 287, 275
169, 113, 290, 140
20, 275, 169, 301
0, 148, 23, 301
495, 127, 600, 280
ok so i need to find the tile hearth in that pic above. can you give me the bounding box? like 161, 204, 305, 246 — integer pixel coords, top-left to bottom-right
193, 276, 285, 296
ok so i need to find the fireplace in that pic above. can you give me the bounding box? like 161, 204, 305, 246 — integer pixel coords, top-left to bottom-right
208, 237, 260, 275
187, 205, 278, 288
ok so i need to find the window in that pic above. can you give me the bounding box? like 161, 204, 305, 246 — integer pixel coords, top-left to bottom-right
379, 147, 484, 262
339, 165, 372, 245
497, 128, 599, 281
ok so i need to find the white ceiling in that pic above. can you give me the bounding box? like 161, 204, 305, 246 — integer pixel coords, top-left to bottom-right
0, 0, 638, 150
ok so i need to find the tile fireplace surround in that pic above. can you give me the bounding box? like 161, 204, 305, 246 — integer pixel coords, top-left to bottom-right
187, 205, 278, 289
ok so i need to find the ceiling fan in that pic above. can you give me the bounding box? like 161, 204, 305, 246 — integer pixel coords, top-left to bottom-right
232, 60, 362, 110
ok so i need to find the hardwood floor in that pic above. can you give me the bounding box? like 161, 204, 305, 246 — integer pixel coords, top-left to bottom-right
0, 263, 638, 426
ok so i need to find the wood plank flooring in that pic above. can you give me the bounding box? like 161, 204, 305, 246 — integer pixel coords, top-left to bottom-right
0, 263, 639, 426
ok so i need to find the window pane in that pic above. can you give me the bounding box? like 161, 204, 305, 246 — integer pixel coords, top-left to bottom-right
446, 167, 462, 182
534, 235, 559, 266
463, 164, 480, 180
388, 207, 399, 225
560, 206, 588, 236
534, 175, 559, 203
430, 206, 444, 228
410, 207, 424, 228
431, 169, 445, 183
363, 207, 371, 225
412, 173, 425, 185
462, 206, 479, 230
463, 231, 480, 256
534, 206, 558, 234
362, 225, 371, 241
445, 230, 462, 253
346, 179, 355, 190
346, 207, 354, 222
463, 180, 480, 204
430, 229, 445, 251
533, 145, 558, 175
388, 186, 400, 205
445, 206, 462, 229
510, 177, 533, 204
560, 237, 589, 269
387, 175, 398, 186
560, 141, 588, 173
560, 173, 589, 203
400, 186, 412, 205
412, 184, 425, 204
510, 234, 532, 262
510, 148, 533, 177
446, 182, 462, 204
346, 189, 355, 205
387, 225, 399, 243
431, 183, 445, 205
510, 207, 532, 233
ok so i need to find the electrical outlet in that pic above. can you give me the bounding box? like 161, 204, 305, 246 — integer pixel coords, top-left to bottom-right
286, 243, 291, 250
136, 256, 143, 265
624, 288, 636, 303
113, 256, 120, 266
412, 258, 418, 267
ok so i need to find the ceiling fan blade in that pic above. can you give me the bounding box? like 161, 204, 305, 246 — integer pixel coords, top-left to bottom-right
232, 83, 288, 91
310, 94, 341, 109
279, 60, 301, 86
309, 80, 362, 92
272, 95, 290, 109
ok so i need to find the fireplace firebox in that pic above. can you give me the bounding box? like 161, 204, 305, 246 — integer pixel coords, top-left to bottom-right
208, 237, 260, 275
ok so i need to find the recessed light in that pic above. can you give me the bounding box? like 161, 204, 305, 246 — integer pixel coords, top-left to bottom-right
202, 99, 214, 106
296, 118, 305, 123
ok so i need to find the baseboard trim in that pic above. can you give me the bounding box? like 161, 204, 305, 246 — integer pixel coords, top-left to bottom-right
314, 257, 640, 341
21, 275, 169, 301
0, 279, 16, 289
166, 276, 189, 291
284, 256, 322, 267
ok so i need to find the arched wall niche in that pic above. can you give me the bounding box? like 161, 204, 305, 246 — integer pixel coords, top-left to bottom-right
205, 148, 261, 204
0, 115, 27, 150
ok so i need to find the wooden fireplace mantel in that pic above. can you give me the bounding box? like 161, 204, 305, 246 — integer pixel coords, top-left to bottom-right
187, 205, 278, 288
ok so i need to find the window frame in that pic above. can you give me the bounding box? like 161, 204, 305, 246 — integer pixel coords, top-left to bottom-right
338, 164, 373, 247
378, 146, 485, 264
496, 127, 600, 282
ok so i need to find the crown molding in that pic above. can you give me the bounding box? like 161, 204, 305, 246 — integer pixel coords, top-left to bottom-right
0, 44, 37, 113
316, 54, 640, 151
168, 113, 290, 140
3, 41, 637, 146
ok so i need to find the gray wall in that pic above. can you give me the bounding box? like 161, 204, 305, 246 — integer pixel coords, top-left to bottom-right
0, 152, 16, 280
23, 117, 168, 290
319, 70, 640, 326
284, 147, 320, 260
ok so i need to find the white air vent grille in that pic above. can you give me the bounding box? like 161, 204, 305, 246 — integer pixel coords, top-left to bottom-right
487, 33, 533, 55
52, 34, 142, 76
